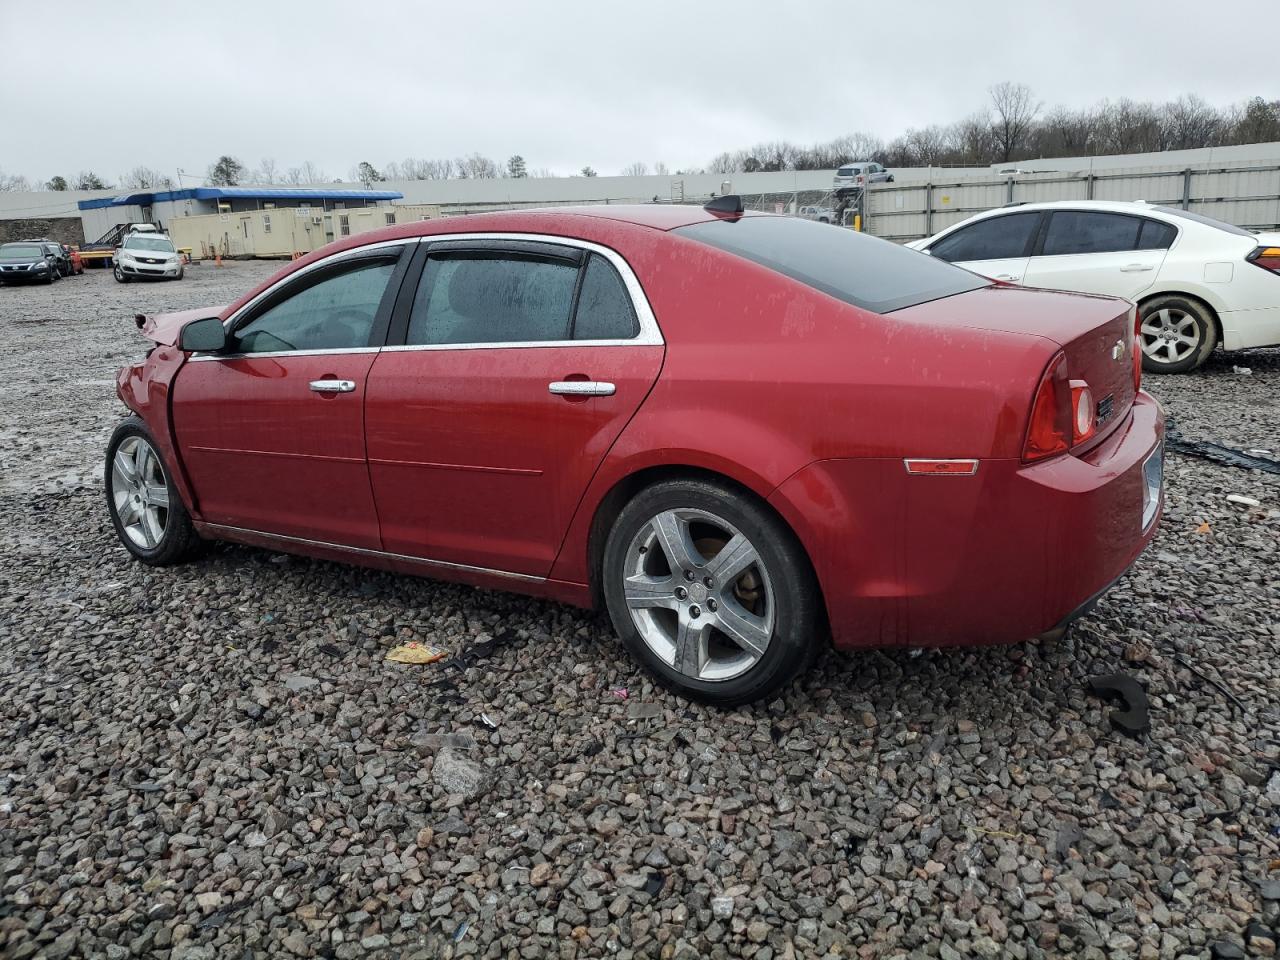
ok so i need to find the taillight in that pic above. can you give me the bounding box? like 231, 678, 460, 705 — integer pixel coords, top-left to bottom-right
1246, 246, 1280, 273
1070, 380, 1095, 443
1023, 352, 1070, 462
1132, 307, 1142, 391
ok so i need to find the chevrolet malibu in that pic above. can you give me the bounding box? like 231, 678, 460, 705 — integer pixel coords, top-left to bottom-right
106, 201, 1164, 705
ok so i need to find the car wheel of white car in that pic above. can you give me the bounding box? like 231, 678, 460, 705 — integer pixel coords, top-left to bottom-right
114, 265, 129, 284
1139, 295, 1217, 374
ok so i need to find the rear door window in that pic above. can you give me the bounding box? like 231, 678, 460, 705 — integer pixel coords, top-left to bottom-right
675, 215, 988, 314
1040, 211, 1141, 256
572, 254, 639, 340
927, 212, 1040, 263
1136, 219, 1178, 250
407, 254, 578, 345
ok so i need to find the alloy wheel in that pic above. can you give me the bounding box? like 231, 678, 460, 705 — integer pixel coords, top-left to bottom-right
622, 508, 775, 682
1140, 307, 1200, 364
110, 436, 170, 549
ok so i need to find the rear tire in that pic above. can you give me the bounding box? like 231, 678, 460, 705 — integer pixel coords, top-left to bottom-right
1139, 295, 1217, 374
105, 417, 202, 566
602, 478, 822, 706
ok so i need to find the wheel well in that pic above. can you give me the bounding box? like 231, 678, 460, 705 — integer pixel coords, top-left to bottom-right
584, 465, 827, 630
1138, 291, 1222, 348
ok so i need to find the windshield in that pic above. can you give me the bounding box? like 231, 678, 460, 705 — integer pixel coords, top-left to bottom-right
125, 236, 176, 252
1151, 206, 1254, 237
0, 243, 43, 258
676, 215, 989, 314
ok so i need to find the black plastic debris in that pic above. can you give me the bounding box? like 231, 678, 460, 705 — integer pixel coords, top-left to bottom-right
1209, 940, 1245, 959
261, 640, 279, 654
317, 643, 342, 657
1087, 673, 1150, 737
1054, 822, 1085, 860
643, 872, 665, 897
1165, 419, 1280, 476
582, 740, 603, 758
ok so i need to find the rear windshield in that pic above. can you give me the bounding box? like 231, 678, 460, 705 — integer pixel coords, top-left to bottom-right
1151, 207, 1253, 237
125, 236, 176, 252
0, 244, 42, 257
675, 215, 988, 313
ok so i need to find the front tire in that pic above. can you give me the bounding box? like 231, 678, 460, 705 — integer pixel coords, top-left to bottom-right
602, 478, 822, 706
1139, 295, 1217, 374
105, 418, 202, 565
113, 265, 129, 283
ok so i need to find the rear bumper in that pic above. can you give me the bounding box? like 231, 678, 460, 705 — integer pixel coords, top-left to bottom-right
1219, 304, 1280, 351
769, 392, 1165, 650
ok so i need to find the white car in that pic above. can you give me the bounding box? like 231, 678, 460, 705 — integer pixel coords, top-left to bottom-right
908, 200, 1280, 373
114, 233, 184, 283
798, 205, 836, 223
833, 162, 893, 190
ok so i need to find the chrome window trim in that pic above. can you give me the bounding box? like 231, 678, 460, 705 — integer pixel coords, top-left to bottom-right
190, 346, 381, 362
200, 522, 545, 584
219, 237, 420, 332
195, 232, 662, 360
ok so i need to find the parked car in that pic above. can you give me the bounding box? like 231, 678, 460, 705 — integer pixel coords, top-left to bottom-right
106, 203, 1163, 705
114, 233, 185, 282
908, 200, 1280, 373
798, 205, 836, 223
0, 241, 60, 283
23, 238, 72, 277
833, 162, 893, 189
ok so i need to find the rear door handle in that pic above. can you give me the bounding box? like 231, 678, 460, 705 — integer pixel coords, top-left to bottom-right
1120, 263, 1154, 272
309, 379, 356, 393
549, 380, 615, 397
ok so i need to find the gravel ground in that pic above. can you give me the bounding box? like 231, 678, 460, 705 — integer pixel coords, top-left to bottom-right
1, 262, 1278, 960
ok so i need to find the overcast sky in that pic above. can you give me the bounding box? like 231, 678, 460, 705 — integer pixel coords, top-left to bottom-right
0, 0, 1271, 184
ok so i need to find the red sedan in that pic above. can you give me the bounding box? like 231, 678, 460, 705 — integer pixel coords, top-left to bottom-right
107, 200, 1164, 705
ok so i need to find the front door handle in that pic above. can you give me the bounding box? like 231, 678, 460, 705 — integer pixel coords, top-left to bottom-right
309, 379, 356, 393
1120, 263, 1154, 272
995, 274, 1021, 282
549, 380, 616, 397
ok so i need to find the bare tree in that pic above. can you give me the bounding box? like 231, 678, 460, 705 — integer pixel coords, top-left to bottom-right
621, 162, 648, 176
121, 166, 174, 190
989, 82, 1041, 162
529, 167, 556, 178
455, 154, 499, 179
284, 161, 329, 185
254, 158, 280, 183
0, 169, 33, 191
653, 161, 669, 176
1160, 95, 1224, 150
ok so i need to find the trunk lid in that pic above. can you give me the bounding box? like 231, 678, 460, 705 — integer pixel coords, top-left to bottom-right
895, 284, 1138, 443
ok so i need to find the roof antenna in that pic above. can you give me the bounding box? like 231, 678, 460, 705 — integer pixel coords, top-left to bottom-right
704, 194, 743, 216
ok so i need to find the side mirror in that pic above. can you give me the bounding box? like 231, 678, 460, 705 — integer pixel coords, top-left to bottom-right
179, 316, 228, 353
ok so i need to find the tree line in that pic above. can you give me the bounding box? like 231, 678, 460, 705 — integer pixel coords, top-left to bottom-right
708, 86, 1280, 172
3, 86, 1277, 193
